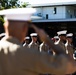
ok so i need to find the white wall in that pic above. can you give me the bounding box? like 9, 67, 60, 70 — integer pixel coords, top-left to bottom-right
35, 6, 66, 19
42, 6, 66, 19
34, 6, 76, 19
65, 6, 76, 18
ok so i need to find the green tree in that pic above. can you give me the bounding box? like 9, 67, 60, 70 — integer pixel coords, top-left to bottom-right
0, 0, 29, 10
0, 0, 20, 10
20, 2, 29, 8
0, 0, 29, 33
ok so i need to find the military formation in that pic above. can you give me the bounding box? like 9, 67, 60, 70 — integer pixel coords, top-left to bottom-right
23, 30, 75, 59
0, 8, 76, 75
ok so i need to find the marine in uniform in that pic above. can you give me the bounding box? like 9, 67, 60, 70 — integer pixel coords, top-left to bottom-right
55, 30, 67, 53
28, 33, 39, 50
39, 42, 49, 52
23, 36, 30, 48
65, 33, 75, 58
0, 8, 76, 75
53, 36, 59, 43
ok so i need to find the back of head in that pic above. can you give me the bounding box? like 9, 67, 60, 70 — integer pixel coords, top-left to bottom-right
0, 8, 36, 42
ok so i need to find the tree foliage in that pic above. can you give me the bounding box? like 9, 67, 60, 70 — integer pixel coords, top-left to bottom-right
0, 0, 29, 33
0, 0, 29, 10
20, 2, 29, 8
0, 0, 19, 10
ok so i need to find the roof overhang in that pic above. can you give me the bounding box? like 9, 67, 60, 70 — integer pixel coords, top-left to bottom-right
30, 1, 76, 7
32, 18, 76, 23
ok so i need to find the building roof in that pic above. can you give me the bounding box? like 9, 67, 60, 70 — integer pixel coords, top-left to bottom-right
32, 18, 76, 23
30, 1, 76, 7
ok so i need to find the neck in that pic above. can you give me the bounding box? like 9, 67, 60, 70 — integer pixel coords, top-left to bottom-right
32, 40, 36, 43
6, 32, 23, 43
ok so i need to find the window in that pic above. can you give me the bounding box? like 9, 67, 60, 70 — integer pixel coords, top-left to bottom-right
46, 14, 48, 19
74, 10, 76, 18
53, 7, 57, 14
70, 14, 72, 18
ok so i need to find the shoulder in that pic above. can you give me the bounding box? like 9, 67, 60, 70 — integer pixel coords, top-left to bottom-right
40, 43, 43, 46
28, 42, 32, 46
0, 39, 21, 54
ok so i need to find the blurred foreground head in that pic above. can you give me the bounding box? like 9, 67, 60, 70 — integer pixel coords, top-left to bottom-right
0, 8, 36, 43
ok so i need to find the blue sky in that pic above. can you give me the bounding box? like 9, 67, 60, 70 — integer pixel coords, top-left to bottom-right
19, 0, 76, 4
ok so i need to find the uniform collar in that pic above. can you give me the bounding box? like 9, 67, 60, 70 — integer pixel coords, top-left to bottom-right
1, 36, 21, 45
31, 41, 37, 44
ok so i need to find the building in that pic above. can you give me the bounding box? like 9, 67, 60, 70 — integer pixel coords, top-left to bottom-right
31, 1, 76, 21
27, 1, 76, 47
